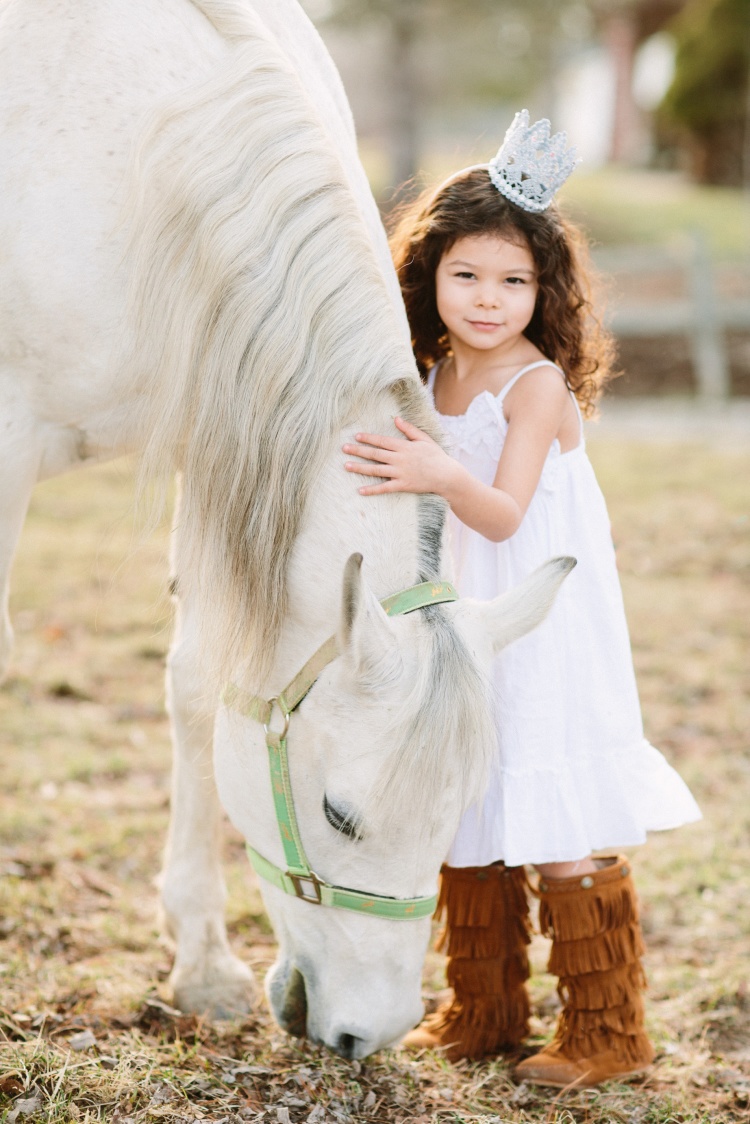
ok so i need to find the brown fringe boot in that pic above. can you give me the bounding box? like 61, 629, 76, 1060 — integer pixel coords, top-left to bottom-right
515, 857, 655, 1087
402, 862, 532, 1061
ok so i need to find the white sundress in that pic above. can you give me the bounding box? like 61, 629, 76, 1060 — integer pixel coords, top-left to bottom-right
430, 361, 702, 868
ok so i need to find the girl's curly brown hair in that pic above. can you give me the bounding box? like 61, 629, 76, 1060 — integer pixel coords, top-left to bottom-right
389, 167, 615, 416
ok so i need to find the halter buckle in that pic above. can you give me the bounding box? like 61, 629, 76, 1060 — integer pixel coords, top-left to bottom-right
289, 870, 323, 904
263, 696, 291, 740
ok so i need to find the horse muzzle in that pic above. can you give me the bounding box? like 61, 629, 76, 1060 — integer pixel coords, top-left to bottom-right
267, 955, 419, 1059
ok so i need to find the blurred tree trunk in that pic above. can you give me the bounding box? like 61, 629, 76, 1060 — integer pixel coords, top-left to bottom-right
600, 8, 641, 162
386, 0, 423, 195
307, 0, 587, 195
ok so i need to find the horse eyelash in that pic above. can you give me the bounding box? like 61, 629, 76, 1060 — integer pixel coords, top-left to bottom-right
323, 795, 364, 842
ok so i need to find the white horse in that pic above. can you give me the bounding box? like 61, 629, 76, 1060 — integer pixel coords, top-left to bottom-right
0, 0, 573, 1058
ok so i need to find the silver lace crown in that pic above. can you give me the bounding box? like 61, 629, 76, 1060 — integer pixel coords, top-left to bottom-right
488, 110, 579, 213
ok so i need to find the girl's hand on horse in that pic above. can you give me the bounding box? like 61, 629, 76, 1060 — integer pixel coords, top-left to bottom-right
343, 416, 459, 497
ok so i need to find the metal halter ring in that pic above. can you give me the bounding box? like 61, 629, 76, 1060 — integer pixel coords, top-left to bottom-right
263, 697, 290, 740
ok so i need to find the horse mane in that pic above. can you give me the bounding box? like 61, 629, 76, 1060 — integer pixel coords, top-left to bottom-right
125, 1, 438, 684
371, 597, 498, 841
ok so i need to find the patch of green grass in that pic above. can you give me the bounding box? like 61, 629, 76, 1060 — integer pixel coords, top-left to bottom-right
559, 167, 750, 257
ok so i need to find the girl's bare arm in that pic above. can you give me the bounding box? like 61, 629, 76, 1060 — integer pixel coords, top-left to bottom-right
343, 368, 570, 543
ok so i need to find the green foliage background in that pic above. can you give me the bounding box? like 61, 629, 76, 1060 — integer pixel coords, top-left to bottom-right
660, 0, 750, 184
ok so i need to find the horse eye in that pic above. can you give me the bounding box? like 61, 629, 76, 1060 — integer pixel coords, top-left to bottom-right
323, 795, 363, 841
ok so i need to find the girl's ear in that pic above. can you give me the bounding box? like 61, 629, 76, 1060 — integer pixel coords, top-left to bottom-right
338, 554, 403, 692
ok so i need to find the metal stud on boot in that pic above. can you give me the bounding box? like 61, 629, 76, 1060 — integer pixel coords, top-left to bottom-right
515, 857, 655, 1087
402, 862, 531, 1062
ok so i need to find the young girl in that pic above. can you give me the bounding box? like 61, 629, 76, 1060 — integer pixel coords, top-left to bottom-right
343, 111, 701, 1088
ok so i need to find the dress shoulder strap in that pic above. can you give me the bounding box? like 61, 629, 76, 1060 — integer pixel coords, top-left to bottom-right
497, 359, 585, 447
495, 359, 566, 403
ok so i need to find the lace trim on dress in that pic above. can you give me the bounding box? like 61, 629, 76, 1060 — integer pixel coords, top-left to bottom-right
429, 360, 583, 471
438, 390, 563, 494
438, 391, 507, 458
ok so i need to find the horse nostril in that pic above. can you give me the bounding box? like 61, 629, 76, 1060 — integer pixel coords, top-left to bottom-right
278, 967, 307, 1038
334, 1031, 364, 1059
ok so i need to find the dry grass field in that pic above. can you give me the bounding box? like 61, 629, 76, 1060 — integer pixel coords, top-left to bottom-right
1, 431, 749, 1124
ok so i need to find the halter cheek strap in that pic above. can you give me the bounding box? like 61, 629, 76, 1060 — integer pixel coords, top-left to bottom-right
222, 580, 459, 919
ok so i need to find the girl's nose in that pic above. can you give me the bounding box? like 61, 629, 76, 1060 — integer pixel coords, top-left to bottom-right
476, 286, 500, 308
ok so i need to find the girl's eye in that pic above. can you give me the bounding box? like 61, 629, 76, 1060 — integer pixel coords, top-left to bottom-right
506, 276, 526, 285
454, 271, 476, 280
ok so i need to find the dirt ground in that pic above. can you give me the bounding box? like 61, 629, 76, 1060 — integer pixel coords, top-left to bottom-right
1, 435, 749, 1123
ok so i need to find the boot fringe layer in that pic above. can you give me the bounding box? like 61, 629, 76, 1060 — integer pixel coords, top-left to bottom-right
560, 962, 647, 1011
538, 859, 639, 943
561, 996, 645, 1036
423, 991, 531, 1059
436, 863, 531, 957
442, 917, 531, 959
553, 1015, 653, 1067
448, 952, 531, 996
549, 921, 645, 977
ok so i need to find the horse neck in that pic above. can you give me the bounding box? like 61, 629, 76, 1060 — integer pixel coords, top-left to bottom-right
126, 8, 438, 687
242, 0, 408, 324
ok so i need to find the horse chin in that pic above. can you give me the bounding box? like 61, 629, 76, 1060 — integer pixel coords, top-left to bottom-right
309, 1007, 424, 1061
266, 960, 308, 1039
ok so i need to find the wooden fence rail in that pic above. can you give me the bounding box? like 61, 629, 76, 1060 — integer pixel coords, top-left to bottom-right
593, 232, 750, 400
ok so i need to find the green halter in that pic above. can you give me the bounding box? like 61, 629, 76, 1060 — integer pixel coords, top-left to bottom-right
223, 580, 459, 919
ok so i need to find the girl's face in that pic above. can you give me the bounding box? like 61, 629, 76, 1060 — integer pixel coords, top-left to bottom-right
435, 233, 538, 356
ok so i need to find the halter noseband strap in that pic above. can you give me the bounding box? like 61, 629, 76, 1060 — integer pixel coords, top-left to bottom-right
223, 580, 459, 919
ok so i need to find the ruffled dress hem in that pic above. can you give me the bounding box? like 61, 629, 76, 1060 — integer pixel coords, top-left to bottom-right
447, 737, 702, 869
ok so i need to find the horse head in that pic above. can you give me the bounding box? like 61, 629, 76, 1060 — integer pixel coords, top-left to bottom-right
215, 553, 574, 1058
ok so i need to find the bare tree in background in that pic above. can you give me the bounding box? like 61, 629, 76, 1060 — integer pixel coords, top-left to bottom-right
303, 0, 591, 194
305, 0, 442, 192
387, 0, 423, 190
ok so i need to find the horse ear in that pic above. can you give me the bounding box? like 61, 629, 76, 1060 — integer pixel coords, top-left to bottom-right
460, 556, 576, 656
338, 554, 403, 690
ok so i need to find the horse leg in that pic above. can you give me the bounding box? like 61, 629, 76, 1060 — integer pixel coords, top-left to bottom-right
161, 576, 257, 1017
0, 418, 40, 682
